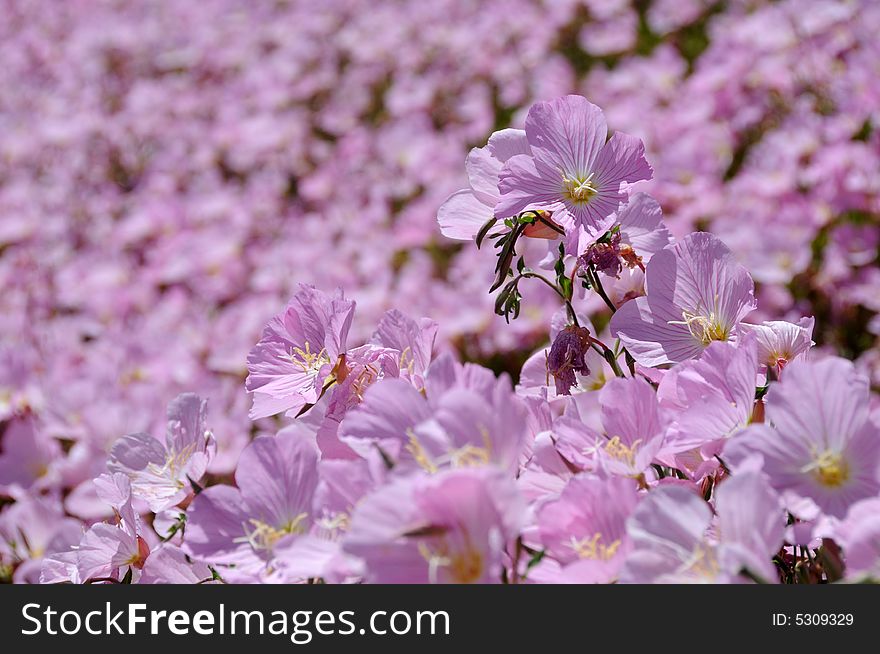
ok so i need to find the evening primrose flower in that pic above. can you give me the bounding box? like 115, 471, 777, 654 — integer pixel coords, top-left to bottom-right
536, 474, 640, 583
246, 284, 355, 419
343, 468, 525, 584
610, 232, 757, 367
109, 393, 214, 512
183, 432, 320, 581
725, 357, 880, 518
496, 95, 652, 244
621, 472, 784, 584
438, 129, 561, 240
738, 317, 815, 373
339, 375, 527, 476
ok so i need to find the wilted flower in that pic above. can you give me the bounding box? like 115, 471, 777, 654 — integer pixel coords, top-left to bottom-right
546, 325, 593, 396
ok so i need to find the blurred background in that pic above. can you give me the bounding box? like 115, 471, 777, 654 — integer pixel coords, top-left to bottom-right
0, 0, 877, 521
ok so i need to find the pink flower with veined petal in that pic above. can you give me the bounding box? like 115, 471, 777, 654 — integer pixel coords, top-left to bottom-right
438, 129, 562, 240
339, 374, 528, 476
555, 376, 666, 479
496, 95, 652, 243
343, 467, 525, 584
246, 284, 355, 420
610, 232, 757, 367
71, 473, 151, 584
725, 357, 880, 519
535, 474, 639, 583
738, 317, 815, 372
183, 431, 320, 581
621, 472, 784, 583
109, 393, 214, 512
657, 337, 759, 459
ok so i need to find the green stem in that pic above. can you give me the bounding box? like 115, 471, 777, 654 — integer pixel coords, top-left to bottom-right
587, 265, 617, 314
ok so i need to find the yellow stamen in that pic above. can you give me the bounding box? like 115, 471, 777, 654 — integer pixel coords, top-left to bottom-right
806, 450, 849, 488
669, 307, 729, 346
604, 436, 642, 468
281, 341, 331, 376
569, 533, 622, 561
562, 172, 598, 204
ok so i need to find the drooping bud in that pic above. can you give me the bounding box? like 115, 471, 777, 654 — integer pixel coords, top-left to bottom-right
546, 325, 592, 396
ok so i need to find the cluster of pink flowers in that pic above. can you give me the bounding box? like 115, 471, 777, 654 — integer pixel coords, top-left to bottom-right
0, 1, 878, 583
3, 91, 874, 584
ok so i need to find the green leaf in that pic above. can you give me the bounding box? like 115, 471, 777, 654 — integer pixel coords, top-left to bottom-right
476, 217, 499, 249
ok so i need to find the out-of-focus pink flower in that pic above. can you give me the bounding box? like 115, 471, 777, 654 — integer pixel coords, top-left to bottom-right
183, 431, 320, 581
611, 232, 757, 367
109, 393, 214, 512
0, 418, 61, 495
834, 498, 880, 581
726, 357, 880, 518
344, 467, 525, 583
246, 285, 355, 420
621, 471, 783, 583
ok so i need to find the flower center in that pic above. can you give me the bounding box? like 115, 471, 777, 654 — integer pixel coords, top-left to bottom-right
281, 341, 331, 377
568, 533, 621, 561
683, 544, 720, 581
562, 173, 598, 204
809, 450, 849, 488
603, 436, 642, 468
669, 309, 728, 346
237, 514, 309, 551
405, 428, 493, 474
417, 540, 484, 584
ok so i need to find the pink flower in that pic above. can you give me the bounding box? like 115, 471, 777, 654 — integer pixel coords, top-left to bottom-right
74, 473, 151, 584
109, 393, 214, 512
738, 317, 815, 372
496, 95, 652, 242
556, 376, 666, 479
246, 284, 355, 420
834, 498, 880, 581
139, 545, 215, 584
725, 357, 880, 518
0, 418, 61, 494
621, 471, 783, 583
611, 232, 757, 367
535, 474, 639, 583
657, 338, 759, 458
183, 431, 320, 581
339, 373, 528, 476
1, 496, 82, 584
343, 468, 525, 583
437, 129, 536, 240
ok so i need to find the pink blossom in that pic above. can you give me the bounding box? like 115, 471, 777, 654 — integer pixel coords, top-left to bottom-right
497, 95, 652, 243
109, 393, 214, 512
343, 468, 525, 583
611, 232, 757, 367
183, 431, 320, 581
725, 357, 880, 518
246, 285, 355, 420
